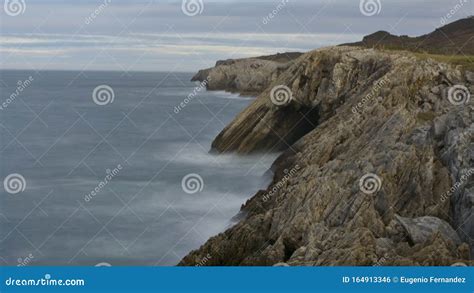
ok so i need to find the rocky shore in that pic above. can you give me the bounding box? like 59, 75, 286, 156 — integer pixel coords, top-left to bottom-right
181, 45, 473, 266
191, 52, 302, 95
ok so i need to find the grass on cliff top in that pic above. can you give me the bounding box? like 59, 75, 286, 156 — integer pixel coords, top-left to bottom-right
375, 46, 474, 71
413, 53, 474, 71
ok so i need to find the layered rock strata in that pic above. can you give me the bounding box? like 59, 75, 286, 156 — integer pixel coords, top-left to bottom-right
181, 46, 473, 266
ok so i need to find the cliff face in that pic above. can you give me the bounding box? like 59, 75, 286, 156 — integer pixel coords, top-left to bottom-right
181, 46, 473, 266
192, 53, 302, 95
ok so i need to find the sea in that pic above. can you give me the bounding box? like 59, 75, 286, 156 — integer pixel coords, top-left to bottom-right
0, 70, 277, 266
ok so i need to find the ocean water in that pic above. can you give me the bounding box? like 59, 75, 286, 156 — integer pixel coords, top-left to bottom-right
0, 70, 277, 266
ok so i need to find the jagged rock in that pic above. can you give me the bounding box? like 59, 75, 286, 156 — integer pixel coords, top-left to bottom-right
395, 215, 462, 245
466, 71, 474, 84
191, 54, 300, 95
180, 46, 473, 266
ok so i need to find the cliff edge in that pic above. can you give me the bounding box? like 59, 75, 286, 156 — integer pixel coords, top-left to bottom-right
191, 52, 302, 95
180, 46, 473, 266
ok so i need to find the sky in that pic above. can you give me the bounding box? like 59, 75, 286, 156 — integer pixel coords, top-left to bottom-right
0, 0, 473, 72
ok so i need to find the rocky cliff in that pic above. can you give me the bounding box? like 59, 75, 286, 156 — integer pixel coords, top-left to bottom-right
344, 17, 474, 55
181, 46, 473, 266
191, 52, 302, 95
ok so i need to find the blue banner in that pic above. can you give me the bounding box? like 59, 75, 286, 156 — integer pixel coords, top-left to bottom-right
0, 266, 472, 292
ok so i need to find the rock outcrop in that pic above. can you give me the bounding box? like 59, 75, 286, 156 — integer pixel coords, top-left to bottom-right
191, 53, 302, 95
344, 17, 474, 55
181, 46, 473, 266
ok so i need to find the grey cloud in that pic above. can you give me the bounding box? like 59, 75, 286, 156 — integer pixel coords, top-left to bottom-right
1, 0, 472, 71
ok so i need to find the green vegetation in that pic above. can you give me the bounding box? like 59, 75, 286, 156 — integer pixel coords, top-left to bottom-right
412, 53, 474, 71
365, 45, 474, 71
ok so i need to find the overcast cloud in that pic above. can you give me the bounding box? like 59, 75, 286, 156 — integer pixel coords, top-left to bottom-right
1, 0, 473, 71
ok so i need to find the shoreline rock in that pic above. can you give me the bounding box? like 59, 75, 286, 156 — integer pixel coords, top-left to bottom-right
180, 45, 473, 266
191, 53, 302, 96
